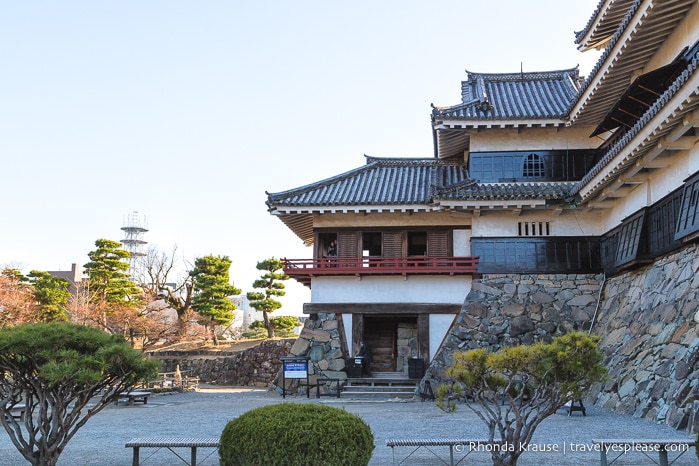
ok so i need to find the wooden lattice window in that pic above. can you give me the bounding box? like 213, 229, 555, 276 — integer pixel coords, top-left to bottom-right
522, 153, 544, 177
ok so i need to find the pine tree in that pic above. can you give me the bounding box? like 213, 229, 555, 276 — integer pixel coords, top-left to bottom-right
246, 258, 289, 338
190, 255, 240, 345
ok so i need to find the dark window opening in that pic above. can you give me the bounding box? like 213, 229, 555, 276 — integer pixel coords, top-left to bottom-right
407, 232, 427, 256
362, 232, 382, 257
318, 233, 338, 258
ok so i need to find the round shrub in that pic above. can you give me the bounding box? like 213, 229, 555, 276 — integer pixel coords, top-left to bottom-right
219, 402, 374, 466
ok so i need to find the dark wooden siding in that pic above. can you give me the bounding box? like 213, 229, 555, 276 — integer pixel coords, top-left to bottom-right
471, 237, 601, 274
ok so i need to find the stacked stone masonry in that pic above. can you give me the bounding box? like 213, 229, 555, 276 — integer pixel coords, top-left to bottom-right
276, 313, 346, 397
153, 339, 294, 387
427, 244, 699, 432
589, 244, 699, 431
425, 273, 603, 389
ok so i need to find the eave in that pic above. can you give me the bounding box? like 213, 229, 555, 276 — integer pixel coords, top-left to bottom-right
569, 0, 696, 127
575, 0, 636, 52
575, 70, 699, 207
271, 203, 440, 246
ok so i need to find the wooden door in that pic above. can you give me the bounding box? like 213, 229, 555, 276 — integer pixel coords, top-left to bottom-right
363, 320, 397, 373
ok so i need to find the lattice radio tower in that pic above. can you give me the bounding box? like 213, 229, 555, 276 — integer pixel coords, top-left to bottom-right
120, 211, 148, 281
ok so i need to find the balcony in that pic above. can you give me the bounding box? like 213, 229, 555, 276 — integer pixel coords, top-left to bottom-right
282, 256, 480, 287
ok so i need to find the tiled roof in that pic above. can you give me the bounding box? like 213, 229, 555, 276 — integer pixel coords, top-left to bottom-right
266, 156, 470, 209
434, 181, 575, 202
267, 157, 578, 244
267, 156, 576, 209
431, 69, 580, 122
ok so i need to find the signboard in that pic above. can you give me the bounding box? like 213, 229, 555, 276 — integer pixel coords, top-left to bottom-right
279, 356, 310, 398
283, 361, 308, 379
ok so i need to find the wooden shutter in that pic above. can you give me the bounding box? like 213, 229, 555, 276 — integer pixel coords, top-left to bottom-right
427, 231, 449, 256
383, 232, 403, 258
615, 210, 646, 268
337, 232, 358, 258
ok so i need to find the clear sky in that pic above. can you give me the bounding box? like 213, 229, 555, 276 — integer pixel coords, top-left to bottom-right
1, 1, 601, 315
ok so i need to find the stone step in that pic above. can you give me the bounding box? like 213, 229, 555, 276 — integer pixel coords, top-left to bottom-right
340, 381, 417, 399
342, 392, 415, 398
346, 377, 421, 387
343, 385, 416, 392
341, 390, 416, 399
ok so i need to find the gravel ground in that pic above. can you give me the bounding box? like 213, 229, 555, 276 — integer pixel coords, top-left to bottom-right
0, 387, 695, 465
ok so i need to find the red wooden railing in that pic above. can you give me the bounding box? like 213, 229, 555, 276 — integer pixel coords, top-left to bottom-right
282, 256, 479, 280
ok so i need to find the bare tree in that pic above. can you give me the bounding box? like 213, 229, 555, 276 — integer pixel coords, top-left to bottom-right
0, 269, 38, 327
141, 246, 195, 341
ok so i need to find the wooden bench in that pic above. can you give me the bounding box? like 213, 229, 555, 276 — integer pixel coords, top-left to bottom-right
115, 391, 151, 406
591, 439, 694, 466
4, 404, 26, 422
125, 437, 219, 466
386, 438, 489, 465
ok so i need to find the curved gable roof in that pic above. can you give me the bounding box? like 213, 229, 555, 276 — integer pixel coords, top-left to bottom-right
432, 68, 580, 123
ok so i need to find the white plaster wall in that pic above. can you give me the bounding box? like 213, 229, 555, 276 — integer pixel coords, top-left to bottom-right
471, 210, 604, 237
601, 147, 698, 231
342, 313, 353, 355
429, 314, 456, 361
453, 229, 471, 255
311, 275, 472, 304
469, 126, 599, 152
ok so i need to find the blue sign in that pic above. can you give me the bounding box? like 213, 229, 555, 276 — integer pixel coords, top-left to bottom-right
283, 361, 308, 379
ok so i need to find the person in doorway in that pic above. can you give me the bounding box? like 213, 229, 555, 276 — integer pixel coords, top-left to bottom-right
326, 240, 337, 257
325, 240, 338, 268
357, 340, 372, 377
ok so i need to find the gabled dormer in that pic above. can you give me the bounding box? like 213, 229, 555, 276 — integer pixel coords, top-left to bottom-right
431, 69, 583, 160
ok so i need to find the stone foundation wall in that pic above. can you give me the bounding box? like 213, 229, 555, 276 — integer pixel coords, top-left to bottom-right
589, 245, 699, 431
424, 273, 603, 393
424, 250, 699, 432
153, 339, 294, 387
272, 312, 347, 397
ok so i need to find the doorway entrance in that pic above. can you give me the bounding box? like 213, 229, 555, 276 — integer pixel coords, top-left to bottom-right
362, 316, 418, 373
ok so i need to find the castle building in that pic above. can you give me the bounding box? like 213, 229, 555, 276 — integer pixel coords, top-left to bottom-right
266, 0, 699, 424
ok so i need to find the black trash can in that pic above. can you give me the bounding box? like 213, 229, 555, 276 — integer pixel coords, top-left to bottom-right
408, 358, 424, 379
347, 357, 363, 378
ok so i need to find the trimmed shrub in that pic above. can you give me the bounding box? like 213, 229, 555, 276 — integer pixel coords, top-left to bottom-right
219, 402, 374, 466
